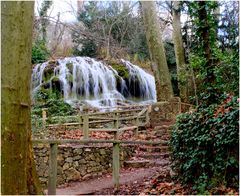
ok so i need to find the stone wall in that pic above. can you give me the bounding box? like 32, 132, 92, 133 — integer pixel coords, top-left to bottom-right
33, 144, 135, 187
149, 97, 181, 127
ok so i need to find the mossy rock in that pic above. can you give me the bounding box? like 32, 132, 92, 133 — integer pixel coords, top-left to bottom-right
48, 60, 59, 66
66, 74, 73, 89
48, 76, 62, 93
52, 76, 59, 82
66, 74, 73, 83
43, 61, 58, 82
111, 64, 129, 80
66, 63, 73, 74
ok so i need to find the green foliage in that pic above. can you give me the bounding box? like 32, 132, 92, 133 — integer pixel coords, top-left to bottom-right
32, 89, 76, 117
164, 41, 176, 68
187, 1, 218, 54
170, 95, 239, 193
213, 49, 239, 95
73, 39, 97, 57
110, 63, 129, 80
39, 1, 53, 17
190, 48, 239, 99
32, 40, 49, 64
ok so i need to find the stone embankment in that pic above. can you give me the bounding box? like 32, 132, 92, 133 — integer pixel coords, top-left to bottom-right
33, 144, 135, 187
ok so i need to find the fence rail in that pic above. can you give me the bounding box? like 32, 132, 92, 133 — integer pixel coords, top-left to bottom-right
32, 105, 151, 140
31, 101, 194, 194
32, 138, 167, 195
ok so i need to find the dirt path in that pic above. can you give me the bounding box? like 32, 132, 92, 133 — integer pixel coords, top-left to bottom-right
55, 167, 161, 195
50, 123, 172, 195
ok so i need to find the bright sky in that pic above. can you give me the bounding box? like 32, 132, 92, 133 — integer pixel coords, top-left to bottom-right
35, 0, 78, 23
34, 0, 139, 23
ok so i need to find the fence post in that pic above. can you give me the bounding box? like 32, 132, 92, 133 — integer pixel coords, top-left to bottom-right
113, 111, 119, 140
146, 106, 151, 124
112, 142, 120, 189
83, 114, 89, 139
79, 115, 83, 131
42, 108, 47, 129
48, 143, 58, 195
134, 116, 139, 136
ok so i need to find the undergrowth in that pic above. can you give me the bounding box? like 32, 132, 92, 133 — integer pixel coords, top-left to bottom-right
170, 95, 239, 194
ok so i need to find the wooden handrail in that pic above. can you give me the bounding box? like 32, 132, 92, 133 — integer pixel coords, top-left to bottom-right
32, 138, 167, 195
35, 105, 151, 142
32, 139, 167, 145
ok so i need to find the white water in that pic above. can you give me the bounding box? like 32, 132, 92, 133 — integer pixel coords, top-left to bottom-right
32, 57, 156, 109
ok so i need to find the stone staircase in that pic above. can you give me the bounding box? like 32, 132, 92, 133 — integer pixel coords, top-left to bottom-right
124, 123, 173, 168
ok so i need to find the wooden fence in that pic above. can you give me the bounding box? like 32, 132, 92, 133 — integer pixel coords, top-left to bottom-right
32, 102, 195, 194
32, 105, 156, 194
32, 138, 167, 195
33, 105, 151, 140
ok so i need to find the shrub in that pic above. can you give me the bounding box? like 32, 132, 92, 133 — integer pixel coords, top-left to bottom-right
32, 40, 49, 64
32, 89, 76, 117
72, 39, 97, 57
170, 95, 239, 194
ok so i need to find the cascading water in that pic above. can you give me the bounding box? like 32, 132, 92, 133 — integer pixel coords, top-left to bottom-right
32, 57, 156, 109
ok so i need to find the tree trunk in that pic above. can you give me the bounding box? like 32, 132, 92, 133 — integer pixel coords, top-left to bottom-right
197, 1, 217, 104
1, 2, 42, 194
172, 1, 193, 103
140, 1, 173, 101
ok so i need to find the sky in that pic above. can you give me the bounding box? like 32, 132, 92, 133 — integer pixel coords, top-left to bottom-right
35, 0, 191, 24
34, 0, 140, 23
35, 0, 78, 23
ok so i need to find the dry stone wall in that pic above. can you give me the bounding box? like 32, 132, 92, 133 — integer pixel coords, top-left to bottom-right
33, 144, 135, 187
149, 97, 181, 127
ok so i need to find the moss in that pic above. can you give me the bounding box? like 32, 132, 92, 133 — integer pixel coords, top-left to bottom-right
43, 67, 54, 82
52, 76, 59, 82
66, 74, 73, 83
111, 64, 129, 80
66, 63, 73, 74
48, 60, 59, 65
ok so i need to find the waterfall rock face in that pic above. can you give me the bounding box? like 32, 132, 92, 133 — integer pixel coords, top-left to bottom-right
32, 57, 156, 109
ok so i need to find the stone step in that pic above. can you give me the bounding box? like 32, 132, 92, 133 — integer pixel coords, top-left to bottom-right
148, 159, 170, 167
139, 145, 169, 153
145, 135, 170, 142
124, 160, 150, 168
138, 130, 148, 134
153, 129, 171, 136
136, 152, 171, 159
158, 135, 171, 140
146, 135, 157, 140
154, 125, 172, 131
152, 120, 175, 127
124, 157, 171, 168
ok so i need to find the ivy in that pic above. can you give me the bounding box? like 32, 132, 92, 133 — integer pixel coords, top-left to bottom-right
170, 95, 239, 194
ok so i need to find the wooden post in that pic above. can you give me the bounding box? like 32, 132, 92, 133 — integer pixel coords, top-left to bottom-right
112, 142, 120, 189
48, 143, 58, 195
113, 111, 119, 140
42, 108, 47, 129
179, 101, 182, 113
83, 114, 89, 139
134, 116, 139, 136
79, 115, 83, 130
146, 106, 151, 124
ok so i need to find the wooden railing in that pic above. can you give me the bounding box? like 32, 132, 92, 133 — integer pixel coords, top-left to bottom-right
32, 138, 167, 195
32, 105, 151, 140
32, 105, 155, 194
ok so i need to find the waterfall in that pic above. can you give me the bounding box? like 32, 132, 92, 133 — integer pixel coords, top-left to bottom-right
32, 57, 156, 109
